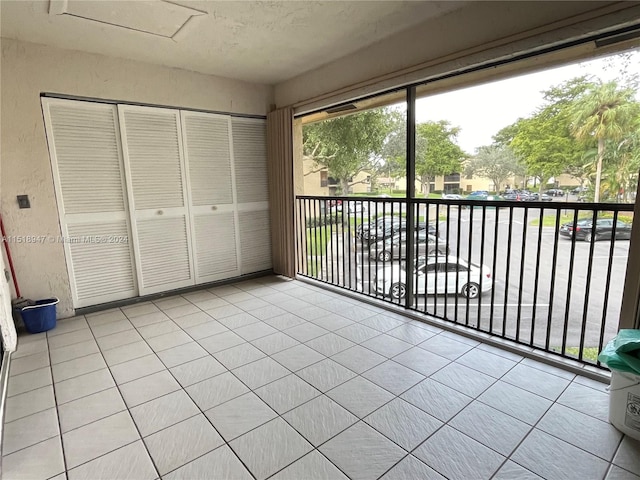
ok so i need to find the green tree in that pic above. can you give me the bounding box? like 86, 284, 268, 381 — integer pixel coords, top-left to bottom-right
464, 145, 524, 192
379, 109, 407, 182
491, 122, 520, 147
570, 80, 640, 202
303, 109, 392, 194
501, 77, 594, 191
415, 121, 466, 196
598, 126, 640, 202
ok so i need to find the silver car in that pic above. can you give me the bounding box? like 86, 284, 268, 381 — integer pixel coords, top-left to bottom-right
369, 231, 449, 262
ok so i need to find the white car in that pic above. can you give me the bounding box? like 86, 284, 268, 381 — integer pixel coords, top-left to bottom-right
374, 256, 492, 300
442, 193, 463, 200
344, 200, 369, 216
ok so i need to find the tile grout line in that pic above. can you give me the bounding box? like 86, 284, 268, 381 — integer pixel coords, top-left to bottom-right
489, 373, 605, 479
68, 313, 164, 478
30, 299, 246, 475
162, 286, 359, 479
44, 334, 69, 478
31, 309, 612, 477
366, 341, 586, 479
123, 288, 271, 479
163, 288, 552, 479
14, 277, 618, 479
5, 366, 54, 399
603, 435, 628, 479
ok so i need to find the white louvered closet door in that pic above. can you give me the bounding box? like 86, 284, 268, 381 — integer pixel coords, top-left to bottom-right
181, 111, 240, 283
231, 117, 272, 274
42, 98, 138, 307
118, 106, 195, 295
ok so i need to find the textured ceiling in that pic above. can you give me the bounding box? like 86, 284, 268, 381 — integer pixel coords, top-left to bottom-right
0, 0, 467, 84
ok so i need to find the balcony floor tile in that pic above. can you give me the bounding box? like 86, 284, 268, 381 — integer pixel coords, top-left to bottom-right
319, 421, 406, 480
4, 276, 623, 480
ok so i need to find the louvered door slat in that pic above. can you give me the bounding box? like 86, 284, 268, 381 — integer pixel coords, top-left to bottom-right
183, 113, 233, 206
122, 109, 185, 210
43, 99, 138, 308
232, 118, 268, 204
194, 213, 238, 280
66, 222, 135, 299
136, 217, 192, 288
238, 210, 272, 274
49, 103, 125, 214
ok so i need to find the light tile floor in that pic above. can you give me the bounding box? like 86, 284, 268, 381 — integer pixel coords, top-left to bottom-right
3, 276, 640, 480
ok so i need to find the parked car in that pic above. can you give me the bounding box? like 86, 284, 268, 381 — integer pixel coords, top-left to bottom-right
529, 193, 553, 202
559, 218, 632, 242
464, 192, 504, 207
357, 216, 397, 240
442, 193, 463, 200
466, 192, 489, 201
366, 220, 436, 244
545, 188, 565, 197
374, 256, 492, 300
502, 192, 520, 201
369, 230, 449, 261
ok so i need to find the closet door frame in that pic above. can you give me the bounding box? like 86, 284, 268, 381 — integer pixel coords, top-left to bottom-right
231, 117, 271, 275
42, 98, 139, 307
118, 105, 196, 295
180, 110, 243, 284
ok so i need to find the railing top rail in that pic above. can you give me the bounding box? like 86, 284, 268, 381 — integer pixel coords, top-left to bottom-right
295, 195, 636, 211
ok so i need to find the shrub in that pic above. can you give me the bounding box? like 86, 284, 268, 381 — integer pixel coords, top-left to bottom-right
306, 213, 343, 227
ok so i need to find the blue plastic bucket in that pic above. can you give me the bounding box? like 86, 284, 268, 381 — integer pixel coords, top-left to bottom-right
21, 298, 59, 334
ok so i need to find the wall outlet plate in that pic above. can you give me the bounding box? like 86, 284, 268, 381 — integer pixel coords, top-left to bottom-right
17, 195, 30, 209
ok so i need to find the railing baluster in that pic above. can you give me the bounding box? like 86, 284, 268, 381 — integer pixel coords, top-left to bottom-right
455, 204, 462, 323
598, 210, 619, 366
515, 207, 528, 342
530, 207, 544, 347
312, 200, 318, 279
347, 202, 352, 291
465, 203, 474, 326
445, 203, 451, 318
361, 201, 366, 294
545, 209, 562, 352
489, 206, 500, 336
330, 202, 335, 284
477, 205, 487, 331
578, 209, 598, 361
433, 202, 440, 318
426, 200, 432, 315
502, 207, 514, 338
561, 208, 580, 355
296, 199, 302, 275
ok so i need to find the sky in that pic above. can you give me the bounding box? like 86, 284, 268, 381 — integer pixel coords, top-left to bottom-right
415, 50, 640, 154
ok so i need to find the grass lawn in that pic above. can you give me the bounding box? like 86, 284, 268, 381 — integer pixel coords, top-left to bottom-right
348, 192, 444, 199
557, 346, 600, 362
306, 226, 330, 256
347, 214, 447, 230
530, 212, 633, 227
530, 213, 576, 227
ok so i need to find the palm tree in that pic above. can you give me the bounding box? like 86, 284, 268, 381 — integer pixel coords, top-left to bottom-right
571, 81, 639, 202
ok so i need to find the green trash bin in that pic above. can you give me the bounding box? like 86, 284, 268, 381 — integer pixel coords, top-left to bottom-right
598, 329, 640, 440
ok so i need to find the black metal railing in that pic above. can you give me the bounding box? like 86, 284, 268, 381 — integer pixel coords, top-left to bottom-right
295, 195, 635, 367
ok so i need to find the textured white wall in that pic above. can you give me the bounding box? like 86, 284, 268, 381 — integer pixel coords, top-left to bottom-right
0, 39, 273, 318
275, 1, 640, 111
